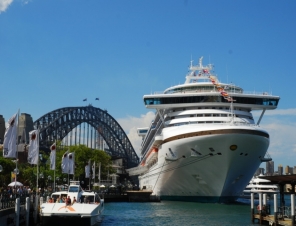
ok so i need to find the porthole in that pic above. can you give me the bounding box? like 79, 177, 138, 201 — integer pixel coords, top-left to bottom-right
230, 145, 237, 151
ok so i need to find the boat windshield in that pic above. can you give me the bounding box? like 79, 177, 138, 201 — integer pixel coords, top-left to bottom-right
69, 187, 79, 192
81, 195, 94, 203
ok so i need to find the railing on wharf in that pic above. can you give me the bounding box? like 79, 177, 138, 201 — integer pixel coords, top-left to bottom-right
0, 191, 52, 210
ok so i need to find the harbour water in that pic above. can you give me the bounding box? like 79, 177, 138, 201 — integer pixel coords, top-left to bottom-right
98, 199, 255, 226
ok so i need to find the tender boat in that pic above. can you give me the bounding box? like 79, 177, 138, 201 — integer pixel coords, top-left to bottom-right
127, 56, 280, 203
40, 181, 104, 226
241, 175, 279, 199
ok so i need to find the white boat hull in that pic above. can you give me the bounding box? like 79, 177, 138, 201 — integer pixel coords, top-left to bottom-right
139, 126, 269, 203
40, 201, 104, 226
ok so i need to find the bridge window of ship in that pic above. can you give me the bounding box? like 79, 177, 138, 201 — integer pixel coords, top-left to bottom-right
144, 96, 279, 106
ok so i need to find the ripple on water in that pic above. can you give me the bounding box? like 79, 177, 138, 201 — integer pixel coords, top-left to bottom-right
97, 201, 256, 226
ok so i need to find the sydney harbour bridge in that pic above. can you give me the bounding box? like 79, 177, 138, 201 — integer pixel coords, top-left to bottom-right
33, 105, 139, 169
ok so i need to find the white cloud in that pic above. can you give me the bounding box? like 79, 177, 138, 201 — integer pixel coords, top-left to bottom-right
0, 0, 13, 13
263, 123, 296, 154
258, 111, 296, 168
117, 111, 155, 156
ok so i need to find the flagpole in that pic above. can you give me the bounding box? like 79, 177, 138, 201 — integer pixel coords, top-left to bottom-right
89, 160, 91, 190
67, 149, 70, 187
15, 109, 20, 190
73, 149, 75, 181
53, 140, 56, 191
94, 162, 95, 185
99, 162, 101, 186
37, 129, 39, 194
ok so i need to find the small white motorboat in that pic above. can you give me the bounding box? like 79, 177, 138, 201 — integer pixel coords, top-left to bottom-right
40, 181, 104, 226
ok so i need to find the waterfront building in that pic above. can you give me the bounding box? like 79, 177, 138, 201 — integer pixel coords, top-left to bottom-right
266, 161, 274, 176
293, 166, 296, 174
18, 113, 34, 143
285, 165, 293, 175
255, 168, 265, 176
278, 164, 283, 175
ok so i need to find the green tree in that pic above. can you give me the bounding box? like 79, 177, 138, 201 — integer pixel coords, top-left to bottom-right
1, 144, 115, 190
0, 151, 15, 187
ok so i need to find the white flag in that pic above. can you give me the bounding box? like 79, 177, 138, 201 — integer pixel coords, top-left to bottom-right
61, 151, 69, 173
92, 162, 95, 179
27, 130, 39, 165
3, 113, 18, 158
68, 152, 74, 175
85, 160, 90, 178
49, 143, 56, 170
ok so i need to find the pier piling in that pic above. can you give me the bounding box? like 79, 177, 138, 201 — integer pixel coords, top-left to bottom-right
25, 197, 30, 226
274, 193, 278, 226
259, 192, 263, 224
34, 195, 39, 224
15, 198, 20, 226
291, 194, 295, 226
251, 193, 254, 223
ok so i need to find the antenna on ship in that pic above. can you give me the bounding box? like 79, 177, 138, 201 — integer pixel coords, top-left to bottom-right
199, 56, 203, 68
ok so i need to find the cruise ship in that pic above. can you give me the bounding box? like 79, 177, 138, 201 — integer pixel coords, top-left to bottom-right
127, 57, 280, 203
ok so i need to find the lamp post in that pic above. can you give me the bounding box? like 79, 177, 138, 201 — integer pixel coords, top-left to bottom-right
13, 168, 19, 190
39, 173, 44, 193
13, 168, 19, 175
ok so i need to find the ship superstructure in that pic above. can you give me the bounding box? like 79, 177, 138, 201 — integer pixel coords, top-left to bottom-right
127, 57, 280, 203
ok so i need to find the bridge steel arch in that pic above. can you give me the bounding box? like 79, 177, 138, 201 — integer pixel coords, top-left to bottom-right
33, 106, 139, 168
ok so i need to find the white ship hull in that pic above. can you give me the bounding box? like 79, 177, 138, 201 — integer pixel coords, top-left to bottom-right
139, 124, 269, 203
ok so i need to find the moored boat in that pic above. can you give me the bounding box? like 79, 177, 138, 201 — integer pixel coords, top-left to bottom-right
127, 56, 280, 203
241, 175, 279, 199
40, 181, 104, 226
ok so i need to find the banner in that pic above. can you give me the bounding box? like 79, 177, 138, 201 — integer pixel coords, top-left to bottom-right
61, 151, 69, 173
3, 113, 18, 158
50, 143, 56, 170
85, 160, 90, 178
11, 172, 16, 182
68, 152, 74, 175
27, 130, 39, 165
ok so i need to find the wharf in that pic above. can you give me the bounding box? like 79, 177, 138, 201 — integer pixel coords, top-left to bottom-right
251, 174, 296, 226
254, 214, 293, 226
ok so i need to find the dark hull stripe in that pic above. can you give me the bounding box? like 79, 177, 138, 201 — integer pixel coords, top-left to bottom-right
163, 129, 269, 144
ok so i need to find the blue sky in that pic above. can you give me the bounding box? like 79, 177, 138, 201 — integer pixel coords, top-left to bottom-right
1, 0, 295, 171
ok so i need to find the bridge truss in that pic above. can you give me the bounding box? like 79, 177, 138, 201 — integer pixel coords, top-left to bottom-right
33, 105, 139, 168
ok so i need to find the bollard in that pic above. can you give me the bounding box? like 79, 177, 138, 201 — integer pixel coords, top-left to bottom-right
251, 193, 254, 223
25, 197, 30, 226
34, 195, 39, 224
274, 193, 278, 226
263, 193, 267, 216
291, 194, 295, 226
15, 198, 20, 226
263, 193, 267, 206
259, 193, 263, 225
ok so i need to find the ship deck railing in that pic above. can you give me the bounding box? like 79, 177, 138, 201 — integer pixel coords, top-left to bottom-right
151, 90, 272, 96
